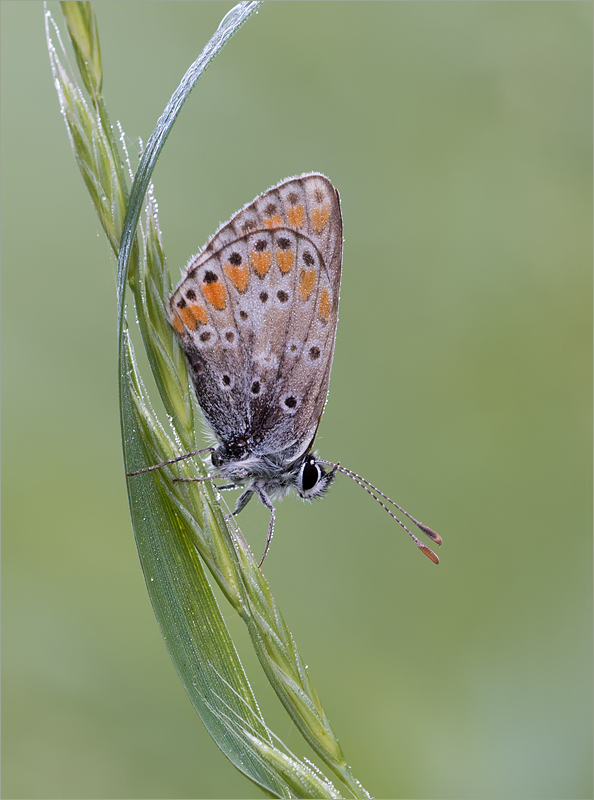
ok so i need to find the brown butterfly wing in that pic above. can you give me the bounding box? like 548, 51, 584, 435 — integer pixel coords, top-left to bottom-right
170, 174, 342, 463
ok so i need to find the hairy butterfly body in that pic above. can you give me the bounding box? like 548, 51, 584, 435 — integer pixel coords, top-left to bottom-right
130, 173, 441, 566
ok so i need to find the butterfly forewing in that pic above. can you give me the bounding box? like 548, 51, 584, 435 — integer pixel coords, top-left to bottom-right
170, 173, 342, 463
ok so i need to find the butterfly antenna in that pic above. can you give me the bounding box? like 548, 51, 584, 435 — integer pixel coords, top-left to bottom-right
126, 447, 214, 476
321, 461, 441, 564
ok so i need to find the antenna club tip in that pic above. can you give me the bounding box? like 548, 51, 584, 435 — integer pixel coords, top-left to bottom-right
419, 524, 442, 546
419, 545, 440, 565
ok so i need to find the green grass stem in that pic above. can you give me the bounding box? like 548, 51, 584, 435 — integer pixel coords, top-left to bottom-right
47, 3, 371, 797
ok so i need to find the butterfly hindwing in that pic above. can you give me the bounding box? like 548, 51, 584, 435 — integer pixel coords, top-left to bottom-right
170, 173, 342, 462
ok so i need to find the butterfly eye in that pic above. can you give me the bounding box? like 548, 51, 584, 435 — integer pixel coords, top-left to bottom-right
301, 460, 321, 492
296, 456, 336, 500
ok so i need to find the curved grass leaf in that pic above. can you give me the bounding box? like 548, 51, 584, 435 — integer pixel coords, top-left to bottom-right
49, 3, 370, 798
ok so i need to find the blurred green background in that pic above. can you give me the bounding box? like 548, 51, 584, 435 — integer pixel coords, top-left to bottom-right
2, 2, 592, 798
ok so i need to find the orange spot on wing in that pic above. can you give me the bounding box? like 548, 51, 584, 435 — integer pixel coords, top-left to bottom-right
275, 249, 295, 273
178, 302, 207, 329
202, 282, 227, 310
287, 204, 304, 228
179, 306, 197, 329
250, 250, 271, 276
311, 205, 330, 232
264, 214, 283, 229
173, 304, 206, 333
224, 263, 250, 292
298, 269, 316, 301
172, 315, 184, 333
189, 303, 208, 325
318, 288, 331, 321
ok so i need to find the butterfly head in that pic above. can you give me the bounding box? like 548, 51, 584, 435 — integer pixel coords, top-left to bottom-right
294, 454, 337, 500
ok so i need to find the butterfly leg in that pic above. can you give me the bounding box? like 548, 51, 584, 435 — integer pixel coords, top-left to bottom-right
255, 488, 276, 568
173, 475, 217, 483
126, 447, 214, 476
228, 487, 255, 517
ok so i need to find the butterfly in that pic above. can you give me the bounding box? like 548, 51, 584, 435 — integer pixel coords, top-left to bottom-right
129, 174, 441, 566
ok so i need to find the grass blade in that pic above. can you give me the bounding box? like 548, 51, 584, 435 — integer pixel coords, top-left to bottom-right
49, 3, 369, 797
